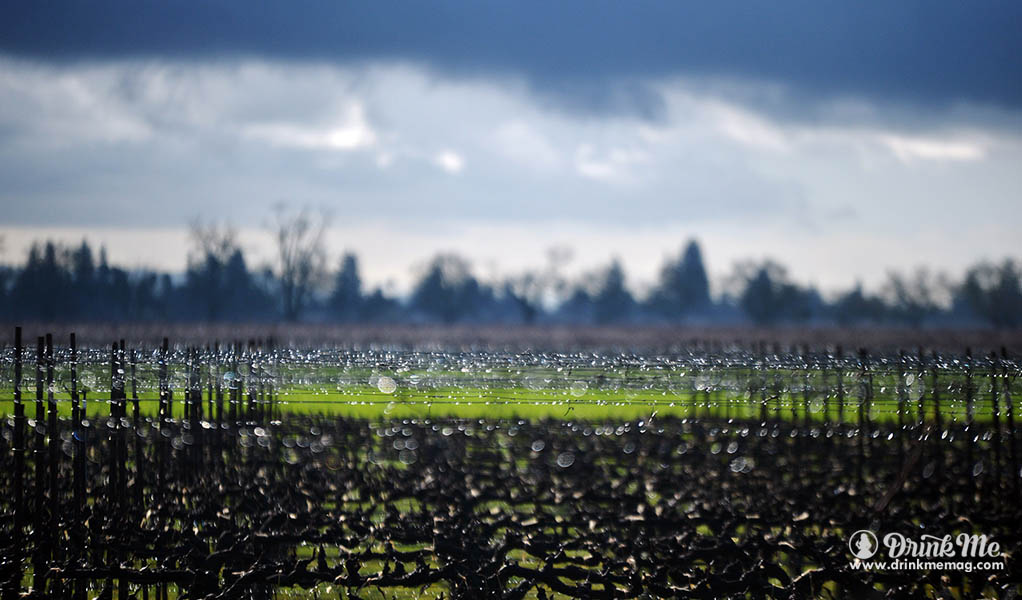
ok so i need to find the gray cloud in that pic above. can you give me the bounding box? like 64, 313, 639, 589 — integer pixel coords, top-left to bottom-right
0, 57, 1020, 294
0, 58, 1017, 226
3, 1, 1021, 117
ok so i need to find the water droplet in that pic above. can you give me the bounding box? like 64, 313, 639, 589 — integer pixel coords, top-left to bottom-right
556, 452, 575, 468
377, 376, 397, 394
531, 440, 545, 452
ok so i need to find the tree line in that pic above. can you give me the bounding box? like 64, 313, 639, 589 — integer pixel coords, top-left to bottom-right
1, 214, 1020, 328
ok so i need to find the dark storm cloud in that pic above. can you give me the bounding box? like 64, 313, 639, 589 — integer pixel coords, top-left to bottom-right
3, 1, 1021, 115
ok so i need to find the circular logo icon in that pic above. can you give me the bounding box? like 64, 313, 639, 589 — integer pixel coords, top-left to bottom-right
849, 530, 879, 559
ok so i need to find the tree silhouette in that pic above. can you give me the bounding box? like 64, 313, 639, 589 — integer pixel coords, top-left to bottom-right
329, 253, 363, 322
12, 242, 72, 320
4, 228, 1022, 329
649, 240, 710, 319
958, 260, 1022, 328
882, 268, 944, 328
273, 207, 328, 321
593, 260, 634, 324
411, 254, 494, 323
184, 222, 243, 320
832, 283, 888, 325
736, 260, 813, 325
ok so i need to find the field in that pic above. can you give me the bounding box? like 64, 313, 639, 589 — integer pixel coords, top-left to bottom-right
1, 330, 1021, 598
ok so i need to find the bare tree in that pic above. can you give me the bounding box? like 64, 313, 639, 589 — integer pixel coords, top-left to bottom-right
881, 267, 949, 327
188, 219, 238, 266
503, 246, 575, 322
273, 206, 328, 321
186, 219, 240, 320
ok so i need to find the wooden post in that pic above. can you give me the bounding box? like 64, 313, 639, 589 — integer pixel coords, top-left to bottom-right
237, 340, 243, 422
931, 351, 943, 483
896, 350, 906, 462
989, 352, 1001, 497
802, 345, 810, 430
78, 347, 91, 600
269, 338, 277, 421
856, 348, 869, 487
189, 347, 202, 482
117, 340, 128, 511
758, 342, 767, 423
131, 348, 143, 509
70, 334, 79, 432
206, 344, 214, 423
184, 347, 192, 423
835, 346, 845, 426
791, 349, 800, 424
820, 348, 830, 428
1002, 347, 1018, 501
131, 348, 139, 420
116, 342, 127, 600
247, 339, 256, 421
69, 335, 82, 547
70, 331, 84, 600
109, 342, 119, 509
215, 342, 223, 425
158, 338, 168, 498
916, 347, 926, 430
930, 352, 942, 431
45, 334, 60, 587
772, 343, 782, 419
229, 342, 239, 423
257, 341, 266, 424
194, 346, 203, 421
214, 342, 223, 474
964, 348, 975, 500
83, 378, 98, 573
704, 365, 713, 421
6, 327, 25, 600
191, 347, 198, 423
159, 337, 169, 422
32, 336, 46, 595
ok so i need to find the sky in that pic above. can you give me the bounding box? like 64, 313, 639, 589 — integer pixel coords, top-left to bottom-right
1, 1, 1021, 297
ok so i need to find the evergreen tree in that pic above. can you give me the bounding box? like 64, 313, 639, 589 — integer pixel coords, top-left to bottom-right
593, 260, 634, 324
329, 253, 363, 321
738, 261, 813, 325
650, 240, 711, 319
